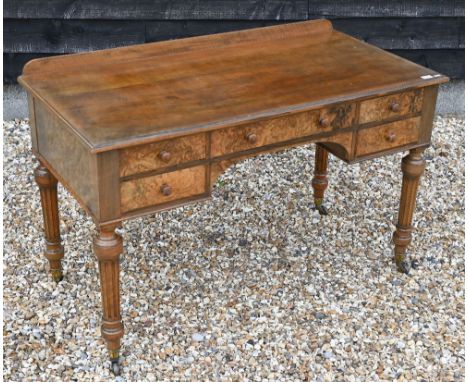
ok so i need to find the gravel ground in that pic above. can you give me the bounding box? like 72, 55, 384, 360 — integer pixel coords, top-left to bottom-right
3, 116, 465, 381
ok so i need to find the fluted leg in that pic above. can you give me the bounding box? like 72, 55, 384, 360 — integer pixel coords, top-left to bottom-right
34, 164, 64, 282
393, 148, 426, 273
312, 145, 329, 215
93, 225, 124, 374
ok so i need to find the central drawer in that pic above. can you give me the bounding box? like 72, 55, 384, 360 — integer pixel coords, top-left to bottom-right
211, 103, 356, 157
120, 165, 207, 212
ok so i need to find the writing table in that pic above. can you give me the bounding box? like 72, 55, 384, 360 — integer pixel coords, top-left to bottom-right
18, 19, 448, 372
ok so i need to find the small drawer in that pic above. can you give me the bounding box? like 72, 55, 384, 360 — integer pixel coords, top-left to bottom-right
120, 134, 206, 177
355, 117, 420, 157
120, 165, 207, 212
211, 103, 356, 157
359, 90, 424, 124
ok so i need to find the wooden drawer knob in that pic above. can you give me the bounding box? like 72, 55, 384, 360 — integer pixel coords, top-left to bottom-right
159, 150, 171, 162
319, 117, 329, 128
160, 184, 172, 196
245, 132, 257, 144
385, 131, 396, 143
390, 102, 400, 112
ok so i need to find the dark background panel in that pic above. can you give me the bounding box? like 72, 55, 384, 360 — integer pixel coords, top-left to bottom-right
308, 0, 464, 17
3, 0, 465, 83
5, 0, 463, 19
393, 49, 465, 79
4, 18, 464, 54
4, 0, 308, 20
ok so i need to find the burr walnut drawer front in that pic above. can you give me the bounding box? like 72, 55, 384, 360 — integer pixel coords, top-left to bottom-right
211, 103, 356, 157
355, 117, 421, 157
120, 165, 207, 212
359, 89, 424, 124
119, 134, 206, 177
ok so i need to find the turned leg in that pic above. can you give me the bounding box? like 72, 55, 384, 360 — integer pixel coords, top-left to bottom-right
93, 225, 124, 374
312, 145, 329, 215
392, 148, 426, 274
34, 163, 64, 282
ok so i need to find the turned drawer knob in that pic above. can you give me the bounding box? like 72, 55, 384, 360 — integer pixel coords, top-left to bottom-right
245, 132, 257, 144
319, 117, 329, 128
160, 184, 172, 196
159, 150, 171, 162
390, 102, 401, 112
385, 131, 396, 142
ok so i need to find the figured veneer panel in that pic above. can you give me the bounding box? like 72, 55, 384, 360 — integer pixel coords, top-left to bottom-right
211, 103, 355, 157
120, 133, 207, 177
356, 117, 421, 157
120, 165, 206, 212
359, 90, 424, 124
321, 102, 356, 130
210, 131, 353, 185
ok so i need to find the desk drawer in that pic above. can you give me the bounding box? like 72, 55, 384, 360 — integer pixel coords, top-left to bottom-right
120, 165, 207, 212
211, 103, 356, 157
120, 134, 206, 177
355, 117, 420, 157
359, 90, 423, 124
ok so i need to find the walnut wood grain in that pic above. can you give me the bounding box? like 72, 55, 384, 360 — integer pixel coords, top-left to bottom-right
418, 85, 439, 144
355, 117, 420, 157
210, 132, 353, 186
312, 145, 329, 211
392, 148, 426, 273
34, 164, 64, 282
120, 133, 207, 177
35, 99, 100, 216
18, 20, 447, 153
97, 151, 121, 222
93, 225, 124, 364
359, 89, 424, 124
120, 165, 207, 212
211, 103, 355, 157
27, 94, 38, 152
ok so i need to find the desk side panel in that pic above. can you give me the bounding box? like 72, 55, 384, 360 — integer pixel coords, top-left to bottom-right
34, 100, 100, 218
419, 85, 439, 144
27, 94, 39, 152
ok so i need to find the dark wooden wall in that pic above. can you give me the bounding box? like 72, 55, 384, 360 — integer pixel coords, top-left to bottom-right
4, 1, 465, 83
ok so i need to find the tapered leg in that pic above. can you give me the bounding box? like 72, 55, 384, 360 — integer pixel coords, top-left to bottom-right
34, 163, 64, 282
93, 225, 124, 374
392, 148, 426, 273
312, 145, 329, 215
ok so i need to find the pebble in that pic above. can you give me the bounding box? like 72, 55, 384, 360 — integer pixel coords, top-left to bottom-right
23, 310, 35, 320
191, 333, 206, 342
38, 350, 46, 361
3, 117, 464, 381
396, 341, 406, 350
323, 351, 333, 359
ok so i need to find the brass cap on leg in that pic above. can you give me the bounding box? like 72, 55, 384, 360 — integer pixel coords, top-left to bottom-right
50, 269, 63, 283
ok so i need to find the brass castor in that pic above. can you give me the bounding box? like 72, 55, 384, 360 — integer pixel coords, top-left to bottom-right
111, 361, 120, 375
50, 269, 63, 283
110, 351, 121, 375
395, 254, 411, 274
314, 198, 328, 216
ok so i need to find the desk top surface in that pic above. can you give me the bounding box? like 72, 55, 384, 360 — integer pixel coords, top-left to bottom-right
19, 19, 448, 153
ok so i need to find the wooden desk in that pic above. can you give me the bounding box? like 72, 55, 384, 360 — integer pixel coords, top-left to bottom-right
19, 19, 448, 372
